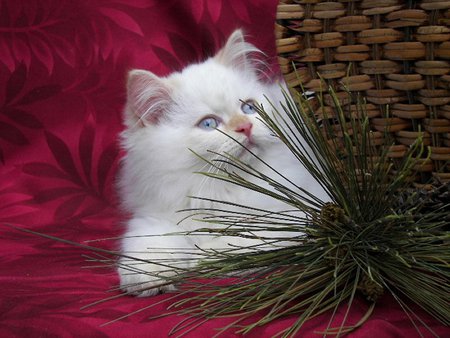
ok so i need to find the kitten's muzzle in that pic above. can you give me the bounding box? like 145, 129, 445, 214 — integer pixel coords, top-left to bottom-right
234, 122, 253, 138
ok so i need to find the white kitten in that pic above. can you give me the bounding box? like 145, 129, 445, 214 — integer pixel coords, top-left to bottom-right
117, 30, 329, 296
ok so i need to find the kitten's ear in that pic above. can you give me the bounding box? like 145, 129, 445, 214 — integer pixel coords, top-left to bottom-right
215, 29, 263, 75
125, 70, 172, 127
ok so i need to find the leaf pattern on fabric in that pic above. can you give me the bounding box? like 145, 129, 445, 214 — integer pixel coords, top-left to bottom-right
1, 65, 60, 152
19, 129, 120, 221
1, 65, 45, 148
79, 120, 95, 186
152, 45, 182, 72
0, 121, 28, 145
0, 2, 64, 73
98, 7, 144, 37
207, 0, 223, 23
18, 85, 62, 105
229, 1, 252, 24
5, 63, 27, 104
0, 1, 148, 72
0, 0, 446, 337
168, 32, 200, 66
4, 108, 43, 129
21, 162, 71, 180
45, 131, 83, 185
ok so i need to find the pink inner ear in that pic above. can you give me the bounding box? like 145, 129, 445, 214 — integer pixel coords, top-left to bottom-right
142, 108, 164, 125
126, 70, 171, 126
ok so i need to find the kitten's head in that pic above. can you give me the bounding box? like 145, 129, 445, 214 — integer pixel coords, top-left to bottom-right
123, 30, 280, 168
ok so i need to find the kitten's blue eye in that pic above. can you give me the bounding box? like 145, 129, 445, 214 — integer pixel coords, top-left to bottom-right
198, 116, 220, 130
241, 100, 257, 115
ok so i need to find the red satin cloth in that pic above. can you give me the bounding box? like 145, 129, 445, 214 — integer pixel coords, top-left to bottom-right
0, 1, 447, 337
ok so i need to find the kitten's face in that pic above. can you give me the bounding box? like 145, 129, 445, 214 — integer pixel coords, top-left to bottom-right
123, 30, 278, 168
163, 61, 276, 161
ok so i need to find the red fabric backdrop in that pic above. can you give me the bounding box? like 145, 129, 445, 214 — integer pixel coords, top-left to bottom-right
0, 1, 448, 337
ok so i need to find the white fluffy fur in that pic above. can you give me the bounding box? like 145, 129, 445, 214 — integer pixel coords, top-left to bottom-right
118, 30, 329, 296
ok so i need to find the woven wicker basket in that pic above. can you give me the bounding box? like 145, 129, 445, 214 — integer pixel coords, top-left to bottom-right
276, 0, 450, 186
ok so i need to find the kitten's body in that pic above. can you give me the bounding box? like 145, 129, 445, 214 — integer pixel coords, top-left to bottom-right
118, 30, 328, 296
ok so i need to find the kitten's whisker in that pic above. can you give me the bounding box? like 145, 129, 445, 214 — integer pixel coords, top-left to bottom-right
193, 161, 218, 208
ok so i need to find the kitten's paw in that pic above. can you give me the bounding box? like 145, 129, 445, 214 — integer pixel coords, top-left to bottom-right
118, 265, 175, 297
118, 217, 196, 296
118, 252, 192, 297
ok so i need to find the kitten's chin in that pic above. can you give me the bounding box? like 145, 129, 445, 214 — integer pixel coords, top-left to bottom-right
236, 139, 258, 160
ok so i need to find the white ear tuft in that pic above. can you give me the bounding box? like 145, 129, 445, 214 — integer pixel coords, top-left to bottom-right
215, 29, 264, 76
125, 70, 172, 127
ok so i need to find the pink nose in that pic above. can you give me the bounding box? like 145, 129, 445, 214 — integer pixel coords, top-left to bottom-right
235, 122, 253, 138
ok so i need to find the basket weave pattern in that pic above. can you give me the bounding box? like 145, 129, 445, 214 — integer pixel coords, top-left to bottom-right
276, 0, 450, 185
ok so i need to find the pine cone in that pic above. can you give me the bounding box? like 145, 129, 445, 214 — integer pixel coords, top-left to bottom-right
358, 273, 384, 302
320, 203, 346, 224
394, 181, 450, 224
